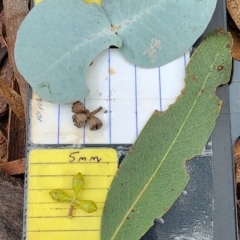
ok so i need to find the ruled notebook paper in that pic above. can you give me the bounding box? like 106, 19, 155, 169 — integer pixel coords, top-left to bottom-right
30, 49, 189, 144
27, 149, 118, 240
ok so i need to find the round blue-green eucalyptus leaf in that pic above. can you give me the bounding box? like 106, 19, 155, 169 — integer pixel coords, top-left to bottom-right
102, 0, 217, 68
15, 0, 122, 103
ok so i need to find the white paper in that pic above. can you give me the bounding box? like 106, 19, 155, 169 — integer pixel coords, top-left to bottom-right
30, 49, 189, 144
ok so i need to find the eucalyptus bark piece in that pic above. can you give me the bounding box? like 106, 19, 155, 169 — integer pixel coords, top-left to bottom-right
0, 130, 7, 161
3, 0, 29, 117
0, 77, 25, 124
101, 28, 233, 240
229, 27, 240, 60
231, 29, 240, 60
234, 137, 240, 183
7, 79, 26, 162
0, 158, 25, 175
227, 0, 240, 30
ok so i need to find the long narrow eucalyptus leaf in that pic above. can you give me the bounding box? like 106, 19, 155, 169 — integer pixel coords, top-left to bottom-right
101, 28, 232, 240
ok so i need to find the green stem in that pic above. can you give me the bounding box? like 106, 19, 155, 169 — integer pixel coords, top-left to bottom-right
68, 193, 77, 218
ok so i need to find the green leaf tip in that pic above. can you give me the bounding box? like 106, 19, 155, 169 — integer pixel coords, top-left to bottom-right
49, 173, 97, 217
15, 0, 217, 103
100, 28, 232, 240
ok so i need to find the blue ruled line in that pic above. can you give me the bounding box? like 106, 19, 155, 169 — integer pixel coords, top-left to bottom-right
83, 98, 86, 144
108, 49, 112, 143
135, 65, 138, 137
158, 67, 162, 111
57, 105, 60, 144
184, 53, 187, 69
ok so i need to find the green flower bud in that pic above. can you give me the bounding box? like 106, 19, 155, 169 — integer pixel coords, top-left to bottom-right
49, 172, 97, 217
73, 172, 85, 195
49, 189, 72, 202
76, 200, 98, 213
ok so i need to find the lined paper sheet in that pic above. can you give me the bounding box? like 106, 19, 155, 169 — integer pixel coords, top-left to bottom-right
27, 149, 118, 240
30, 49, 189, 144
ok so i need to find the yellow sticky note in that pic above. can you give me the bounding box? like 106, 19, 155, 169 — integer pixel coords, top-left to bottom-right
35, 0, 101, 5
34, 0, 42, 4
84, 0, 101, 5
26, 149, 118, 240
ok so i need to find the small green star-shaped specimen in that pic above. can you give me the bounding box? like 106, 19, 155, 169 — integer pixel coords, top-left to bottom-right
49, 172, 97, 218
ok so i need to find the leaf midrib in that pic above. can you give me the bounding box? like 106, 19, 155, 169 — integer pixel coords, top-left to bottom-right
109, 43, 220, 240
42, 27, 121, 77
114, 3, 165, 31
111, 1, 201, 33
